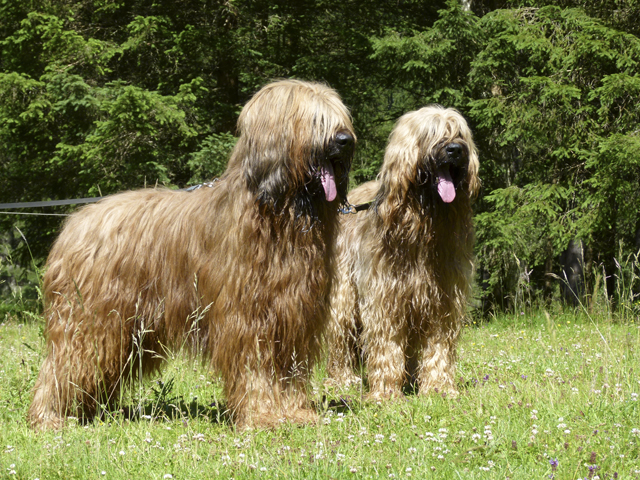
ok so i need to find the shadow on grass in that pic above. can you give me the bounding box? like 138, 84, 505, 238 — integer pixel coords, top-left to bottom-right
68, 399, 232, 429
76, 377, 234, 427
80, 399, 232, 428
320, 394, 360, 415
318, 374, 470, 417
118, 398, 232, 425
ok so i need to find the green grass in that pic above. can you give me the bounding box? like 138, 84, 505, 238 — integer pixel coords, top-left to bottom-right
1, 310, 640, 479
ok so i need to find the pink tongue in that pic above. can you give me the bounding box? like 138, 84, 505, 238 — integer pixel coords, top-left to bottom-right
320, 163, 337, 202
436, 166, 456, 203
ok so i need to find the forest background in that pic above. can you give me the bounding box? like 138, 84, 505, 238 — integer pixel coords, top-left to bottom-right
1, 0, 639, 317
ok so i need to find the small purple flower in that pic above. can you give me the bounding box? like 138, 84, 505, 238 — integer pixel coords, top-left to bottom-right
587, 464, 598, 479
521, 375, 527, 380
483, 374, 490, 381
549, 458, 559, 471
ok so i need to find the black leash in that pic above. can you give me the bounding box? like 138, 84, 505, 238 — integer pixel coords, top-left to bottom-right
339, 201, 373, 214
0, 180, 221, 212
184, 179, 220, 191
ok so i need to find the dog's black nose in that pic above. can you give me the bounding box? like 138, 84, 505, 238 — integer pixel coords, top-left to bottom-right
445, 143, 463, 161
336, 131, 355, 148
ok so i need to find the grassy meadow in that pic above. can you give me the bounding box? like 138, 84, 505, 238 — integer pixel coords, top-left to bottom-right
1, 307, 640, 479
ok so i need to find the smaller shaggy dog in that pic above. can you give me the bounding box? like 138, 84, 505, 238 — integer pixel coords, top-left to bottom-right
29, 79, 356, 430
326, 105, 480, 399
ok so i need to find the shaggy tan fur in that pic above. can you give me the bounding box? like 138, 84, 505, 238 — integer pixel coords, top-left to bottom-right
326, 105, 479, 399
29, 79, 356, 430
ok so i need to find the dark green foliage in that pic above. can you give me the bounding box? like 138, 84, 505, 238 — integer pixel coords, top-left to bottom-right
469, 7, 640, 305
371, 0, 482, 108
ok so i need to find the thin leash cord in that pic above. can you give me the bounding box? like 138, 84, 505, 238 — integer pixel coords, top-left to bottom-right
339, 201, 372, 214
0, 180, 221, 217
0, 211, 70, 217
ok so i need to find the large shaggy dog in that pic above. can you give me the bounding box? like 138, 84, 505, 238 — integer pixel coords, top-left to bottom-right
29, 79, 356, 430
326, 105, 479, 399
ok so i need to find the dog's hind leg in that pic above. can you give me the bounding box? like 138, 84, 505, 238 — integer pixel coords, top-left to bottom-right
28, 301, 155, 429
28, 352, 68, 430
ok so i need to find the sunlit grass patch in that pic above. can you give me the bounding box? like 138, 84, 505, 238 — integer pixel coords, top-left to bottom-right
1, 310, 640, 479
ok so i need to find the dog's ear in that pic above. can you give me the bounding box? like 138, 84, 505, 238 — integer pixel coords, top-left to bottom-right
378, 140, 421, 194
243, 156, 291, 207
466, 146, 481, 199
